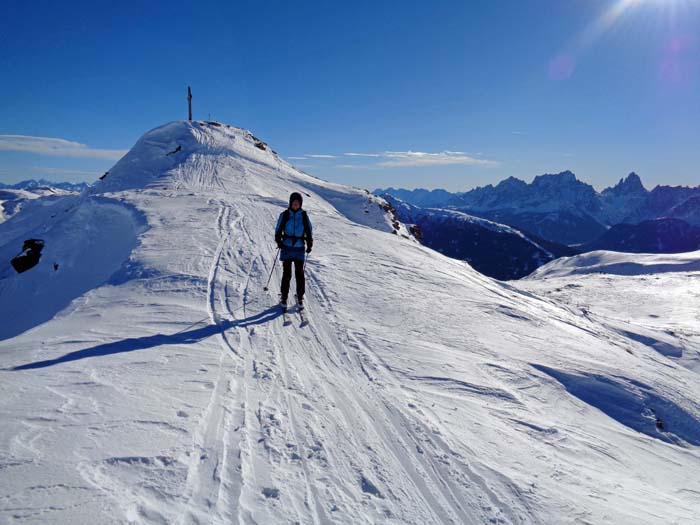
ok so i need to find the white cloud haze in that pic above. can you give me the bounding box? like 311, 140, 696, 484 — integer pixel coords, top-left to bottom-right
344, 152, 383, 158
0, 135, 127, 160
33, 166, 100, 176
345, 150, 498, 168
292, 150, 499, 168
336, 164, 367, 169
377, 151, 498, 168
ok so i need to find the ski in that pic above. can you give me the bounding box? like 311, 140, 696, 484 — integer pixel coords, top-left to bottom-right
298, 307, 308, 327
282, 311, 292, 326
279, 303, 292, 326
295, 294, 309, 326
276, 295, 292, 326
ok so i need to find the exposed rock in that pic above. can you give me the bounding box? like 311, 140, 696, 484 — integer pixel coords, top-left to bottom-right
11, 239, 45, 274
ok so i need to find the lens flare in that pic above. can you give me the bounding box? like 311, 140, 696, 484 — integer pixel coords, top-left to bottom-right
548, 0, 699, 80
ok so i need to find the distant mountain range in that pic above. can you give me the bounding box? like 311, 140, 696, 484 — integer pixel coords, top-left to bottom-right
0, 180, 87, 224
384, 195, 577, 280
378, 172, 700, 246
0, 179, 90, 192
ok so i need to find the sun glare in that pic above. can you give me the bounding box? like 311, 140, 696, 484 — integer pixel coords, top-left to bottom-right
549, 0, 698, 80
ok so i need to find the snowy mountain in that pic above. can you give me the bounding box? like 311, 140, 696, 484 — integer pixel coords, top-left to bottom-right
0, 178, 90, 192
384, 195, 577, 280
645, 185, 700, 224
458, 171, 602, 216
380, 171, 607, 245
0, 185, 77, 224
379, 172, 700, 247
600, 176, 700, 227
598, 172, 649, 225
373, 187, 456, 208
2, 121, 700, 524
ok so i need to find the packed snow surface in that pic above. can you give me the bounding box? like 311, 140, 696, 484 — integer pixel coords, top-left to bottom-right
1, 121, 699, 524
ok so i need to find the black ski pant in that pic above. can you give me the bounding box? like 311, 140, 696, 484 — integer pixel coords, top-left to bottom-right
280, 259, 304, 302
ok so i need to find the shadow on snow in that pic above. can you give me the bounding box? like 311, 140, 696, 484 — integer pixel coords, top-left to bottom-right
10, 306, 283, 371
533, 364, 700, 447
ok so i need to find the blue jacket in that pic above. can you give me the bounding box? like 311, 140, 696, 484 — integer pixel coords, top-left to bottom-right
275, 209, 313, 260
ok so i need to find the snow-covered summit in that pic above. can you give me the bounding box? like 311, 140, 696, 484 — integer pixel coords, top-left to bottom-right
91, 119, 406, 236
1, 121, 700, 524
91, 121, 283, 193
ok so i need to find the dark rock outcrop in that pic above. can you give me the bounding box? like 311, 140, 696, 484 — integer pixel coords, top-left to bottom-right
11, 239, 45, 274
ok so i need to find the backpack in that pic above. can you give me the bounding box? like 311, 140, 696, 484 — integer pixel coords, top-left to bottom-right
277, 209, 311, 244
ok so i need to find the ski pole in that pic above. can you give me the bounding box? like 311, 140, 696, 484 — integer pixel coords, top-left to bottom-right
263, 248, 281, 291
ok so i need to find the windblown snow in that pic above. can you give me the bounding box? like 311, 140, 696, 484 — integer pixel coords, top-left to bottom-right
1, 121, 699, 524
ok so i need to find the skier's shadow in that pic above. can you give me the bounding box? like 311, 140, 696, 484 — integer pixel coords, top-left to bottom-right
9, 306, 283, 371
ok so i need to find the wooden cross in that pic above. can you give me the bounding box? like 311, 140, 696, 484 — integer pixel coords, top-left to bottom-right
187, 86, 193, 121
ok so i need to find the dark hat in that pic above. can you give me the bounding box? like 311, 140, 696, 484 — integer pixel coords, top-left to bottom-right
289, 192, 303, 207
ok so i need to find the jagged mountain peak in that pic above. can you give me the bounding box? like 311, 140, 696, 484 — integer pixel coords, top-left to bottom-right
604, 172, 647, 195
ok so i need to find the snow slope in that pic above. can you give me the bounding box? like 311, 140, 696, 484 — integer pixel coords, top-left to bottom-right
1, 121, 700, 524
0, 194, 145, 340
528, 249, 700, 278
0, 186, 75, 224
521, 267, 700, 374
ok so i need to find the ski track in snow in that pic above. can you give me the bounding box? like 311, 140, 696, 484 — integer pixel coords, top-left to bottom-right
178, 201, 242, 524
1, 121, 700, 524
157, 182, 521, 523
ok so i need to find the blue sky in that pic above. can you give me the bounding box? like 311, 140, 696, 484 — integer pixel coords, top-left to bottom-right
1, 0, 698, 191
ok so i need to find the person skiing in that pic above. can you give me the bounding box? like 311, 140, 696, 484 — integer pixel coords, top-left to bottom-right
274, 192, 313, 311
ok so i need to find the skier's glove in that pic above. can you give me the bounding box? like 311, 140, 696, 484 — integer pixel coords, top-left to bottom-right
306, 240, 313, 253
276, 240, 283, 250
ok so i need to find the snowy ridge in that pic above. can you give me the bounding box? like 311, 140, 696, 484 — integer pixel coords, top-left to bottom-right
528, 249, 700, 278
0, 186, 76, 224
1, 121, 700, 524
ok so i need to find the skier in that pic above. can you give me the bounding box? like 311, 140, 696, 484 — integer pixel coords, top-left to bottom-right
274, 192, 313, 311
